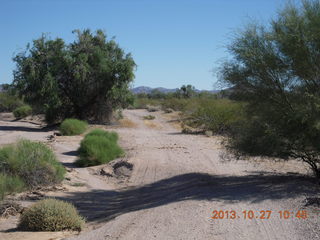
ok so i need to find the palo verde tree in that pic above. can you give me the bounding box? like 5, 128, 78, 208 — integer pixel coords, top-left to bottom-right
174, 84, 196, 98
13, 29, 136, 123
220, 0, 320, 178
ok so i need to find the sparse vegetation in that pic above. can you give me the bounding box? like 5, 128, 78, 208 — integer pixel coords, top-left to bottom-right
0, 139, 65, 199
19, 199, 84, 231
132, 98, 161, 109
13, 105, 32, 119
133, 90, 243, 134
119, 118, 137, 128
59, 118, 88, 136
76, 129, 124, 167
69, 182, 86, 187
186, 99, 244, 134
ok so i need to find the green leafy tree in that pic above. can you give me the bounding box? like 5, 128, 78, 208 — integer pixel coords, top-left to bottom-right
180, 85, 196, 98
13, 29, 136, 123
220, 0, 320, 177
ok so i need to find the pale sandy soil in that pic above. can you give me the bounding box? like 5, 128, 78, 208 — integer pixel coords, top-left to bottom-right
0, 110, 319, 240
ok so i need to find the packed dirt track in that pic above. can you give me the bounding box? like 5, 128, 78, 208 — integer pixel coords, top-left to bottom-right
0, 109, 319, 240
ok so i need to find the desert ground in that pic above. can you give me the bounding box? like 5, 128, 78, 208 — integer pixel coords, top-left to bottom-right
0, 109, 319, 240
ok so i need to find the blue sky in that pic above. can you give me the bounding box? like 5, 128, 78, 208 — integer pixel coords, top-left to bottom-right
0, 0, 289, 90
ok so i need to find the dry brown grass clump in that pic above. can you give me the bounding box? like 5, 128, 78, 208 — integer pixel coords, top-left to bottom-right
144, 120, 162, 129
118, 118, 137, 128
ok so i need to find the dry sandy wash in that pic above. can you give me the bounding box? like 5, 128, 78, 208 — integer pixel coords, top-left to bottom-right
0, 109, 319, 240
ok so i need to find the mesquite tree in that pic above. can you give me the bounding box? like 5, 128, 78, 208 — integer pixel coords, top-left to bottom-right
220, 0, 320, 177
13, 29, 135, 123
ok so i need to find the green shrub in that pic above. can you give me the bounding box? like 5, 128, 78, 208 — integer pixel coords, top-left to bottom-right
0, 93, 24, 112
161, 98, 190, 112
86, 128, 119, 142
143, 115, 155, 120
76, 129, 123, 167
13, 105, 32, 119
161, 97, 244, 134
0, 173, 25, 200
19, 199, 84, 231
187, 99, 245, 134
0, 139, 65, 189
228, 116, 289, 158
59, 118, 88, 136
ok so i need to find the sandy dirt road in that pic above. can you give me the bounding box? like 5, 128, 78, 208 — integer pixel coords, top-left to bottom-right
0, 110, 319, 240
67, 110, 319, 240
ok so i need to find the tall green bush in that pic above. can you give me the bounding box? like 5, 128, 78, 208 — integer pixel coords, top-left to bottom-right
220, 0, 320, 177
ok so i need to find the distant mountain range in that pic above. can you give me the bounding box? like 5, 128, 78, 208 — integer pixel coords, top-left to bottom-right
131, 86, 219, 94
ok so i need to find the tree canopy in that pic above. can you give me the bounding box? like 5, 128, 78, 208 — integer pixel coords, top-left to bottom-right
220, 0, 320, 177
13, 29, 136, 123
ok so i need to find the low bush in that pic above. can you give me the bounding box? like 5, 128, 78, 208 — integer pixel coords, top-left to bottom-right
19, 199, 84, 231
164, 108, 173, 113
161, 98, 190, 112
0, 139, 65, 191
76, 129, 124, 167
13, 105, 32, 119
0, 92, 24, 112
86, 128, 119, 142
59, 118, 88, 136
147, 106, 159, 112
143, 115, 155, 120
0, 174, 25, 200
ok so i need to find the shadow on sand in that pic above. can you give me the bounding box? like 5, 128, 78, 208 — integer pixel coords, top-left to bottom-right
56, 172, 317, 223
0, 125, 56, 133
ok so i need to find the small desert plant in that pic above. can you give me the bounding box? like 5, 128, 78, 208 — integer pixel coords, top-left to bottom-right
76, 129, 124, 167
164, 108, 173, 113
0, 139, 65, 190
59, 118, 88, 136
143, 115, 155, 120
19, 199, 85, 231
0, 174, 25, 200
13, 105, 32, 119
147, 106, 159, 112
114, 109, 124, 120
119, 118, 137, 128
